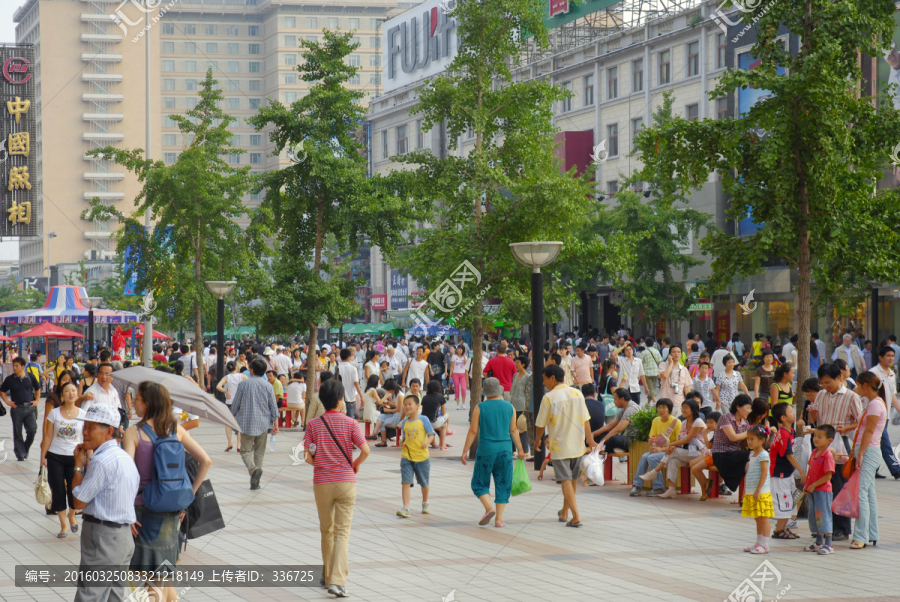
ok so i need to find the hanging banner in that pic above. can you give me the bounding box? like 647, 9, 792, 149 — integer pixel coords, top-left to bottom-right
0, 45, 36, 237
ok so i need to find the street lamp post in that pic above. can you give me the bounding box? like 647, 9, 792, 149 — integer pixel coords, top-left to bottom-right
83, 297, 103, 359
509, 242, 563, 470
45, 231, 57, 284
205, 281, 237, 400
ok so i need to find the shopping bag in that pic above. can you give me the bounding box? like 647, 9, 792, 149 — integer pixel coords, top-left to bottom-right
583, 447, 605, 486
180, 453, 225, 546
829, 434, 849, 464
793, 434, 811, 474
831, 470, 860, 518
35, 466, 52, 506
511, 458, 532, 496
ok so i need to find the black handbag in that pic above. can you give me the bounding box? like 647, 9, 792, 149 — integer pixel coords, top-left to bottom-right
180, 453, 225, 548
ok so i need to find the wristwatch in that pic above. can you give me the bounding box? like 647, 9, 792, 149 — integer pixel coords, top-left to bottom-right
74, 467, 84, 474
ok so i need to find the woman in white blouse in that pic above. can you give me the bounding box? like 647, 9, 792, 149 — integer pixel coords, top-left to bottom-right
39, 381, 85, 538
216, 361, 247, 452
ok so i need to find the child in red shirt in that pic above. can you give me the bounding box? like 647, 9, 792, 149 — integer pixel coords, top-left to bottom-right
804, 424, 837, 555
770, 403, 806, 539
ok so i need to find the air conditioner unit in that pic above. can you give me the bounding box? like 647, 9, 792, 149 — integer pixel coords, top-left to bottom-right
84, 250, 98, 260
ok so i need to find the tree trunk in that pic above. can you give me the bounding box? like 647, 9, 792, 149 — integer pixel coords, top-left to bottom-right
305, 321, 318, 410
194, 244, 206, 390
796, 186, 811, 386
468, 305, 484, 459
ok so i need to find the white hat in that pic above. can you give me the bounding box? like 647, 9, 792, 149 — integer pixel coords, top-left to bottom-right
263, 348, 275, 356
76, 404, 121, 428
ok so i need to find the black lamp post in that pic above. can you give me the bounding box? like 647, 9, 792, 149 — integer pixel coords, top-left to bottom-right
83, 297, 103, 360
205, 281, 237, 399
509, 242, 563, 469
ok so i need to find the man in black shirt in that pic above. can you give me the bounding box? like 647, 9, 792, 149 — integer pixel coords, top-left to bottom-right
581, 383, 606, 435
0, 356, 41, 460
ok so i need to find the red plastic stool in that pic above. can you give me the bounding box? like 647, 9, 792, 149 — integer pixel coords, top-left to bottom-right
708, 468, 720, 499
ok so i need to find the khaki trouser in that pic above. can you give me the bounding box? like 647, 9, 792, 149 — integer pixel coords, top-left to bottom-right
239, 432, 268, 475
314, 482, 357, 587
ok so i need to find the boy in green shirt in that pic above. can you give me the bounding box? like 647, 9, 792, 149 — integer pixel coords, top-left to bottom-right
397, 394, 435, 518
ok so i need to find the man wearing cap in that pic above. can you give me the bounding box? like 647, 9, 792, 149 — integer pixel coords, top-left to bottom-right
0, 356, 41, 461
71, 404, 140, 602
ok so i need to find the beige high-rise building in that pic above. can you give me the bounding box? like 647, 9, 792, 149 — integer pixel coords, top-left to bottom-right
13, 0, 410, 280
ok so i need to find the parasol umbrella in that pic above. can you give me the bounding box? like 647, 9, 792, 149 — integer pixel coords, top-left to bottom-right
12, 323, 85, 338
121, 324, 171, 340
0, 334, 18, 342
111, 366, 240, 430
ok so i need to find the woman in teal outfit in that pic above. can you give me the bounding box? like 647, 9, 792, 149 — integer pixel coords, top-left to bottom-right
461, 377, 527, 528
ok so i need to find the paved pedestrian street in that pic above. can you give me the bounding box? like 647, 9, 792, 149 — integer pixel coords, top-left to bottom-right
2, 409, 900, 602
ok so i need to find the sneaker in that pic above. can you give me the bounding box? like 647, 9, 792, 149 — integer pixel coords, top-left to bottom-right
396, 507, 411, 518
719, 484, 733, 496
658, 487, 677, 499
833, 533, 849, 541
646, 489, 666, 497
638, 470, 658, 482
803, 543, 821, 552
327, 584, 349, 598
786, 520, 798, 530
629, 486, 642, 497
422, 502, 430, 514
748, 545, 769, 554
817, 545, 834, 555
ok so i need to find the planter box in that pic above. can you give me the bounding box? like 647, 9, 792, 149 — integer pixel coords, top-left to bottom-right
628, 440, 695, 491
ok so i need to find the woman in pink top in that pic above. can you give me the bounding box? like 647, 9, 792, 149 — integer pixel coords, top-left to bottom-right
849, 372, 887, 549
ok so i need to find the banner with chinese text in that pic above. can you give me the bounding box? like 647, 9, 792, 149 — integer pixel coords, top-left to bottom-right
0, 45, 36, 237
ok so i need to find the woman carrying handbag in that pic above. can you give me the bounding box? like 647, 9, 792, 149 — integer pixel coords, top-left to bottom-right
846, 372, 886, 549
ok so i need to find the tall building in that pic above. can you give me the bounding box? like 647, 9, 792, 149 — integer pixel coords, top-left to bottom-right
13, 0, 410, 279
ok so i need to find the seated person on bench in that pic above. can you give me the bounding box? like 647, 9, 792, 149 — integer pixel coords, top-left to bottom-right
593, 388, 641, 454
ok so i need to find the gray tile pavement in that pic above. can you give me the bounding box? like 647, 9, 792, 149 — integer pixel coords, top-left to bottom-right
1, 403, 900, 601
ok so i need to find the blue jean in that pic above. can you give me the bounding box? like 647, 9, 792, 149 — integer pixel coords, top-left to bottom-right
808, 490, 833, 535
400, 457, 430, 487
632, 451, 665, 490
879, 427, 900, 476
853, 446, 880, 544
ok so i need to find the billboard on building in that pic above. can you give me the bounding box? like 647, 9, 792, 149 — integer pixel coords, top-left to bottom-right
0, 45, 36, 238
390, 269, 408, 309
877, 10, 900, 110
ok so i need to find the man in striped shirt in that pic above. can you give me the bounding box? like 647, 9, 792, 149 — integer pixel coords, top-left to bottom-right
808, 362, 862, 540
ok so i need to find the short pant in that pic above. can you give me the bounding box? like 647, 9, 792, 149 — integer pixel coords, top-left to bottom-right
553, 456, 583, 483
770, 476, 796, 519
400, 457, 430, 487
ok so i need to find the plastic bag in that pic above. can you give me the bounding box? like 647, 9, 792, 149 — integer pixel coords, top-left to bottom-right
584, 448, 605, 486
831, 469, 860, 518
793, 433, 811, 473
511, 458, 532, 496
35, 466, 51, 506
829, 434, 849, 464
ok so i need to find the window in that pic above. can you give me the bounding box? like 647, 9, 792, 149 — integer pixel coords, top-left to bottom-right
285, 54, 297, 66
583, 74, 594, 106
249, 43, 260, 55
227, 25, 239, 36
206, 43, 218, 54
716, 33, 726, 69
416, 119, 424, 148
349, 75, 360, 85
162, 23, 174, 35
370, 37, 380, 48
284, 17, 296, 28
349, 55, 361, 67
285, 91, 297, 103
607, 66, 618, 99
205, 25, 217, 36
632, 117, 643, 140
228, 98, 240, 110
185, 97, 197, 109
370, 73, 381, 85
207, 61, 218, 72
228, 153, 240, 165
250, 153, 262, 164
163, 116, 176, 127
186, 79, 197, 90
716, 97, 728, 119
228, 61, 239, 73
561, 81, 572, 112
249, 98, 261, 109
686, 103, 699, 121
162, 42, 174, 53
607, 123, 618, 157
250, 134, 261, 146
285, 35, 296, 47
285, 73, 297, 84
227, 43, 239, 55
250, 190, 262, 201
163, 79, 175, 90
632, 58, 643, 92
687, 41, 699, 77
249, 80, 261, 91
249, 62, 260, 73
307, 17, 317, 28
370, 55, 381, 67
164, 152, 177, 164
659, 50, 671, 84
381, 130, 388, 158
185, 60, 197, 72
370, 18, 380, 29
162, 60, 175, 72
306, 35, 318, 43
184, 24, 196, 35
249, 25, 260, 36
163, 134, 176, 146
227, 80, 239, 91
328, 18, 339, 29
185, 42, 196, 54
349, 18, 359, 29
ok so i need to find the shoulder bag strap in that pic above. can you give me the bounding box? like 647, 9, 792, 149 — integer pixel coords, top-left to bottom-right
850, 399, 870, 451
320, 416, 354, 468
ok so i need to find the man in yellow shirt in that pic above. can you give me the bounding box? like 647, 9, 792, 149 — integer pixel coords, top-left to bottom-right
629, 398, 682, 497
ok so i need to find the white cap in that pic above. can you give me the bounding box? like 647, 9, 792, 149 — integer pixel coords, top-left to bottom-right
76, 404, 121, 428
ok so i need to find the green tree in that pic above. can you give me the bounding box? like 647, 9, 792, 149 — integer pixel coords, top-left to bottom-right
607, 93, 712, 335
394, 0, 597, 431
247, 31, 408, 398
84, 69, 252, 381
634, 2, 900, 384
0, 281, 45, 312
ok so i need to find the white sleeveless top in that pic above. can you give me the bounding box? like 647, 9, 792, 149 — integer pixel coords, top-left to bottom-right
225, 373, 244, 404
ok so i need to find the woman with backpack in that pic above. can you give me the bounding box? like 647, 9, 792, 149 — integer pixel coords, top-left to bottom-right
123, 382, 211, 602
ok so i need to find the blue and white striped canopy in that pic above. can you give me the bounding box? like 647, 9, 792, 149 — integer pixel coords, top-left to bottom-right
0, 286, 138, 325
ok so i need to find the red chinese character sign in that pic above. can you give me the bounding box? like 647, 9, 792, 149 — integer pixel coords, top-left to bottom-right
0, 45, 36, 237
549, 0, 570, 17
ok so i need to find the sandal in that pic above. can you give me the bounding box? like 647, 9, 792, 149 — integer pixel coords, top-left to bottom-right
557, 510, 567, 523
803, 543, 821, 552
70, 524, 78, 533
224, 446, 233, 452
850, 541, 867, 549
773, 530, 799, 540
478, 509, 496, 526
748, 545, 769, 554
56, 532, 68, 539
565, 520, 582, 528
375, 443, 388, 447
494, 521, 506, 528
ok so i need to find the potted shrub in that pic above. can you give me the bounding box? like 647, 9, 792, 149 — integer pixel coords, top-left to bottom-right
626, 405, 657, 484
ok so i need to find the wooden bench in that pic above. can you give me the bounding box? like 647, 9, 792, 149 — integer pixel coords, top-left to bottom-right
277, 406, 301, 429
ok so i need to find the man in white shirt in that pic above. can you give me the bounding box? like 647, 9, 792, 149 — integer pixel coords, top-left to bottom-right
274, 346, 292, 377
386, 345, 405, 382
179, 344, 200, 383
869, 346, 900, 477
402, 346, 431, 389
831, 334, 864, 378
782, 334, 797, 367
82, 363, 130, 436
811, 333, 827, 365
337, 348, 363, 419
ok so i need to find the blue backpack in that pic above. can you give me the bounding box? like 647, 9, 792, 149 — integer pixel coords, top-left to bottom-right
140, 424, 194, 513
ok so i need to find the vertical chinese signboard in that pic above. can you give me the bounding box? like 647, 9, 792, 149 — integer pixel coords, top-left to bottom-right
390, 269, 408, 309
0, 45, 36, 238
